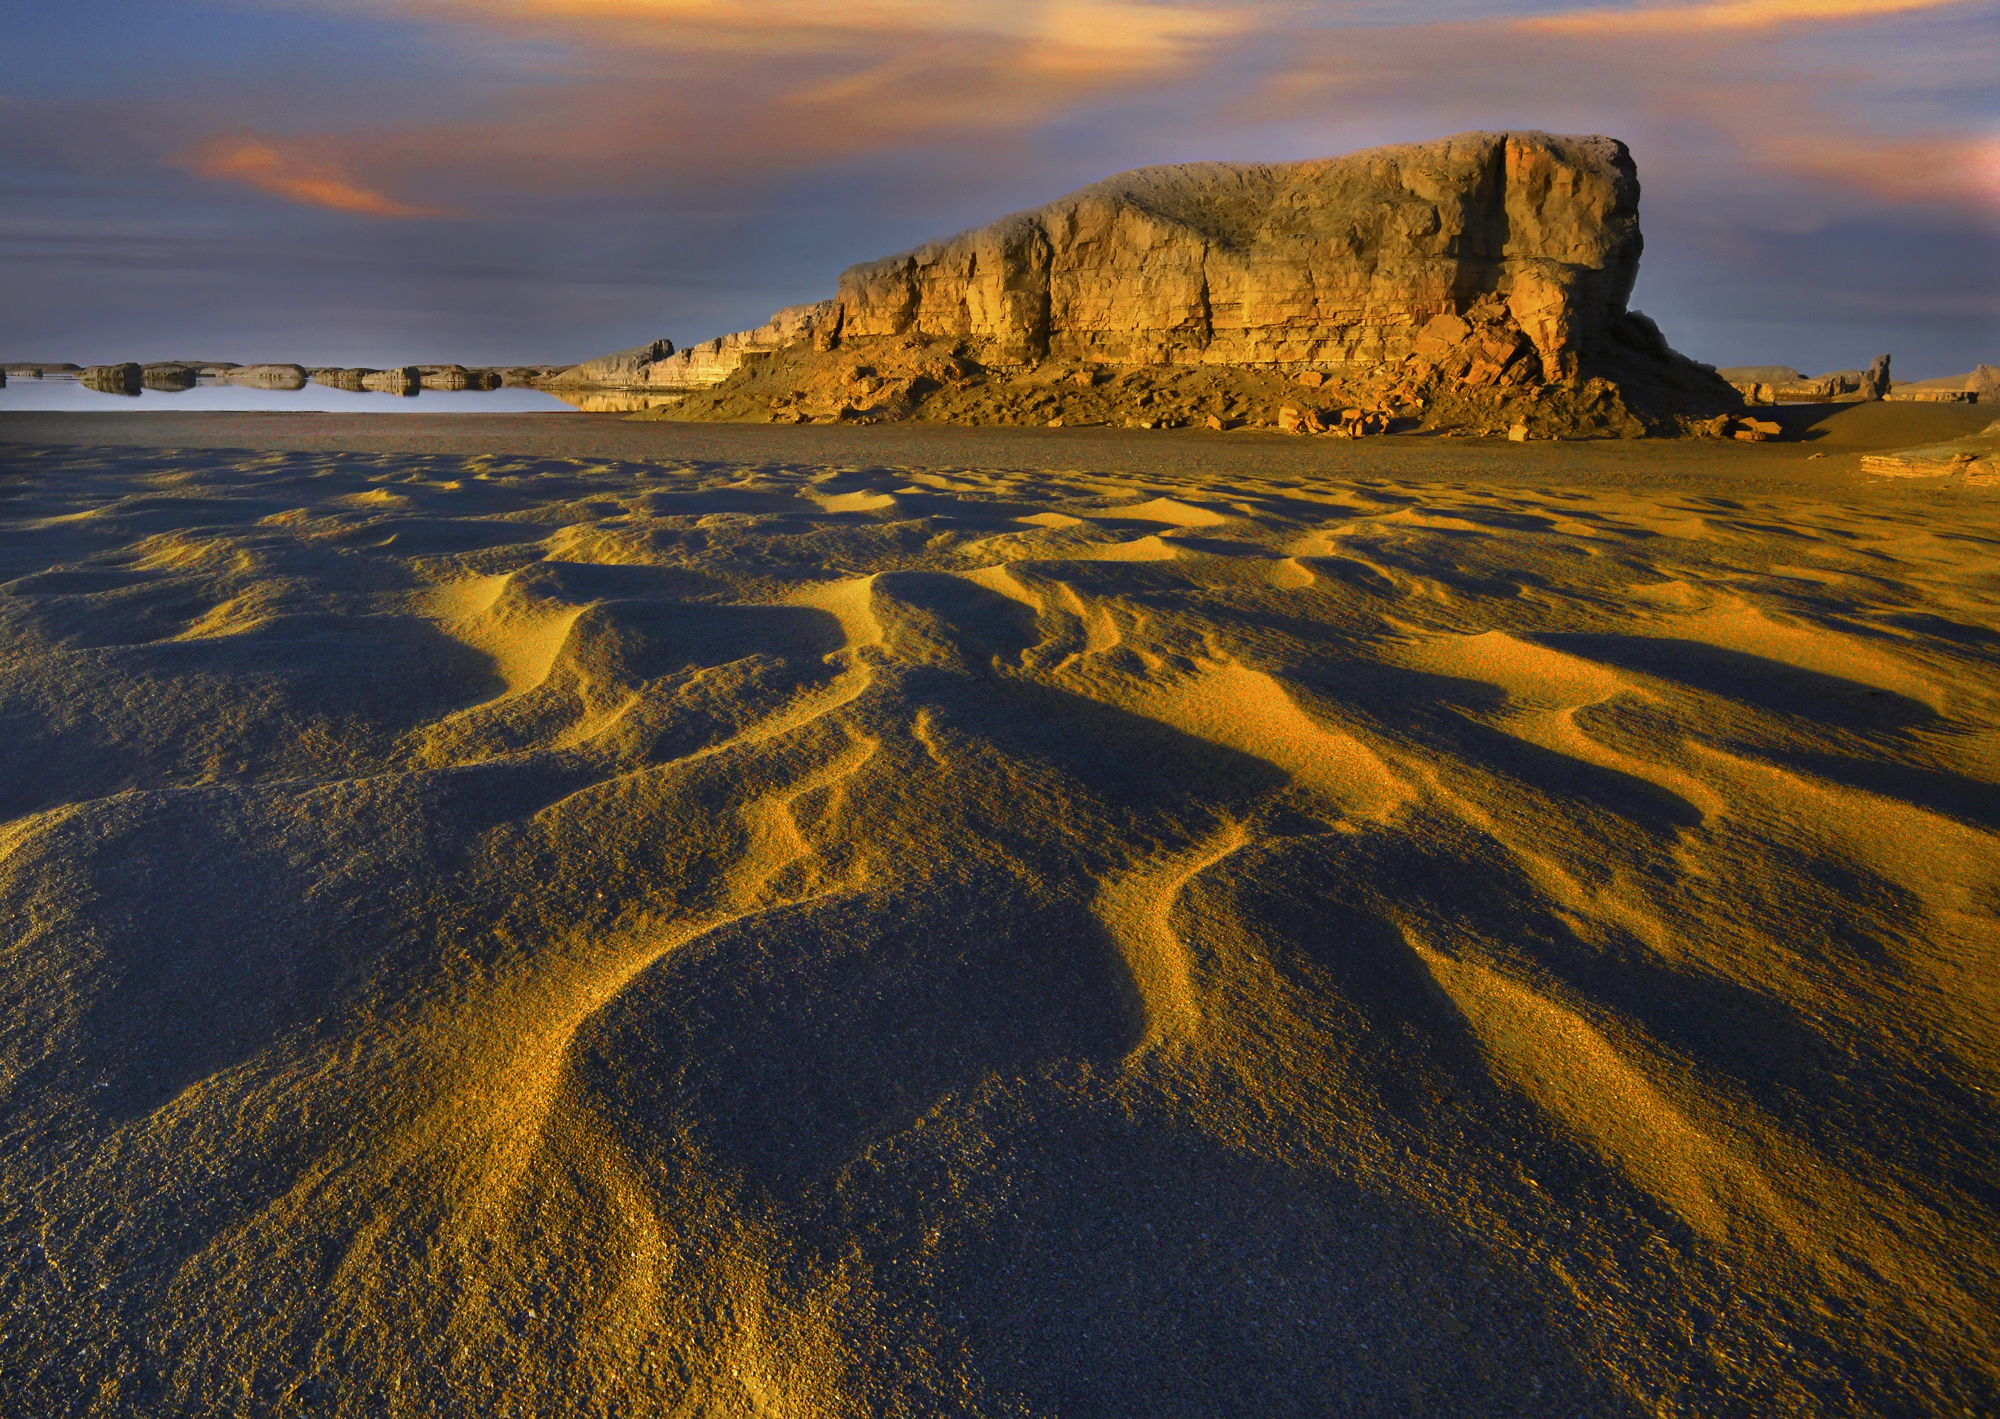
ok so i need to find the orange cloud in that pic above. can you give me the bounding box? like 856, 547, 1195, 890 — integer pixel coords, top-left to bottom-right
343, 0, 1254, 66
1747, 130, 2000, 205
1522, 0, 1972, 35
184, 136, 456, 218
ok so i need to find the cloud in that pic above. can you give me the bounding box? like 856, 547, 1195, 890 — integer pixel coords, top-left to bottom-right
1250, 3, 1996, 213
7, 0, 1989, 369
1521, 0, 1973, 35
1746, 129, 2000, 206
367, 0, 1257, 64
182, 136, 458, 217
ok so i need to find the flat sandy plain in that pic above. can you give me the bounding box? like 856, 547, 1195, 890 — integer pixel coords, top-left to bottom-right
0, 403, 1994, 1417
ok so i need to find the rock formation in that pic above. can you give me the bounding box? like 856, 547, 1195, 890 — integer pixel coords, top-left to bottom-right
833, 131, 1645, 379
1861, 419, 2000, 482
225, 364, 309, 391
415, 365, 501, 391
141, 363, 199, 391
564, 131, 1738, 435
547, 338, 679, 387
80, 363, 142, 395
361, 367, 420, 395
550, 308, 843, 393
1863, 353, 1892, 401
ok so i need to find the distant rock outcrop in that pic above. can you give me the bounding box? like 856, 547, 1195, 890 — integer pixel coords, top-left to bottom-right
80, 363, 143, 395
549, 338, 680, 388
563, 132, 1738, 434
226, 364, 309, 391
142, 363, 199, 391
1863, 354, 1892, 402
551, 309, 847, 392
361, 367, 421, 395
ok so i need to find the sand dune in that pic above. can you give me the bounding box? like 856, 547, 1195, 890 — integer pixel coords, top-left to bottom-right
0, 427, 1995, 1416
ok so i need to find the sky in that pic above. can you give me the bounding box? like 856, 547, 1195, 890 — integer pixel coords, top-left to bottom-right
2, 0, 1994, 377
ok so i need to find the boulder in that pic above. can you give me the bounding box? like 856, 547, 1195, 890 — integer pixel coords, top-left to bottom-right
311, 368, 375, 391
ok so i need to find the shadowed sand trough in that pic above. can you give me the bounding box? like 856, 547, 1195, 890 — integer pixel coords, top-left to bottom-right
0, 422, 1995, 1417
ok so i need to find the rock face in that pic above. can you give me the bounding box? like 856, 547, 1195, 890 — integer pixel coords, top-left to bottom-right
834, 131, 1643, 380
552, 310, 842, 392
626, 305, 839, 391
548, 338, 678, 387
1863, 354, 1892, 402
575, 131, 1739, 433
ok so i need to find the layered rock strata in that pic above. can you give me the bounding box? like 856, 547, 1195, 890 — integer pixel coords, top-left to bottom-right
834, 131, 1642, 379
571, 130, 1736, 432
552, 306, 838, 392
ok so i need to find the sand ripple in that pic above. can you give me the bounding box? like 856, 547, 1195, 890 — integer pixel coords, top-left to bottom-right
0, 445, 1994, 1416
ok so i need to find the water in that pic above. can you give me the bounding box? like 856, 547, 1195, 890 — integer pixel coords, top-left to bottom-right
0, 374, 581, 414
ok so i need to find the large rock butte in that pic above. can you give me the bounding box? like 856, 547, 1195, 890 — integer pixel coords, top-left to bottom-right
564, 131, 1679, 395
835, 130, 1639, 378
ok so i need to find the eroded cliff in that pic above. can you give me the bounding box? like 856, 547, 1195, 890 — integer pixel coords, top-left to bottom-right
834, 131, 1642, 379
561, 131, 1737, 434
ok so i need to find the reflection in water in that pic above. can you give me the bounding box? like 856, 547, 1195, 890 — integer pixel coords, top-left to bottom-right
223, 366, 309, 391
544, 389, 687, 413
0, 373, 582, 414
81, 365, 142, 396
143, 365, 199, 392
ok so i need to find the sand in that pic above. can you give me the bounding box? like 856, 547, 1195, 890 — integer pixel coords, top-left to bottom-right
0, 404, 1995, 1417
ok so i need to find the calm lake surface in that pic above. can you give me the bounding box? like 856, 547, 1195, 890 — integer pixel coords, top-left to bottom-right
0, 376, 580, 414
